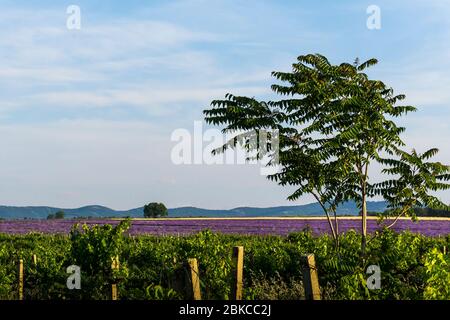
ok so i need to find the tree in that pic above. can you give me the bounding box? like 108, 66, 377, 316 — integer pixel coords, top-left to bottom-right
204, 53, 449, 253
54, 210, 65, 219
143, 202, 168, 218
47, 210, 65, 220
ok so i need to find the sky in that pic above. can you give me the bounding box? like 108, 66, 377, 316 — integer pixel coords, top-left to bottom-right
0, 0, 449, 210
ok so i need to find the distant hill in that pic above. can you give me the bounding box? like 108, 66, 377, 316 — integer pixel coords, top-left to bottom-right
0, 201, 389, 220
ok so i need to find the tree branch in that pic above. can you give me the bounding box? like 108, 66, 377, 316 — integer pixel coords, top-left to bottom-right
312, 190, 337, 242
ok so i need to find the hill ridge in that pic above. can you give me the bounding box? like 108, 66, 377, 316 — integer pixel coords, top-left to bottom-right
0, 201, 389, 219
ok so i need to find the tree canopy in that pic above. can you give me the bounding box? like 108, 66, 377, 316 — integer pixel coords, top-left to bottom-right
143, 202, 168, 218
204, 53, 450, 252
47, 210, 65, 220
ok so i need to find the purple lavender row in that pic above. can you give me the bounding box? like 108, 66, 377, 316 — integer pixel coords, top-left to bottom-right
0, 219, 449, 236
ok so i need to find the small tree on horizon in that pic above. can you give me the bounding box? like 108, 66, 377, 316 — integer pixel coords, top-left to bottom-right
54, 210, 65, 219
47, 210, 65, 220
143, 202, 168, 218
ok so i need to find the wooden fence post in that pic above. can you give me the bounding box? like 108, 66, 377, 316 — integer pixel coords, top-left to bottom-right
111, 255, 119, 300
232, 246, 244, 300
18, 259, 24, 300
32, 254, 37, 266
301, 254, 321, 300
187, 258, 201, 300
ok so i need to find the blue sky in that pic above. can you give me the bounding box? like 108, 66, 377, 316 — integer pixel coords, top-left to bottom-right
0, 0, 449, 209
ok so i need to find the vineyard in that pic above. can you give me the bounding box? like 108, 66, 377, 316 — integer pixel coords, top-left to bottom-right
1, 219, 449, 300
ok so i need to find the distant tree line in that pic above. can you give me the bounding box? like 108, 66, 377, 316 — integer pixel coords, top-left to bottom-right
403, 207, 449, 217
369, 207, 450, 217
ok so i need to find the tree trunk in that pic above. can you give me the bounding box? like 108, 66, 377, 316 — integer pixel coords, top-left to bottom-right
312, 194, 337, 245
361, 193, 367, 254
333, 211, 339, 249
361, 163, 369, 255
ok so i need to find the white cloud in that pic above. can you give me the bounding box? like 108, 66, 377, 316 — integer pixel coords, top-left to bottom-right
1, 85, 267, 118
0, 66, 104, 83
0, 8, 270, 118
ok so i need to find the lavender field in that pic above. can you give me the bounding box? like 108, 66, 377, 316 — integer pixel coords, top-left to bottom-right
0, 217, 449, 236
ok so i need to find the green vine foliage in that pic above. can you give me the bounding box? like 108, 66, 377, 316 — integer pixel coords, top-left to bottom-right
178, 230, 233, 299
68, 219, 131, 299
424, 248, 450, 299
0, 228, 449, 300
